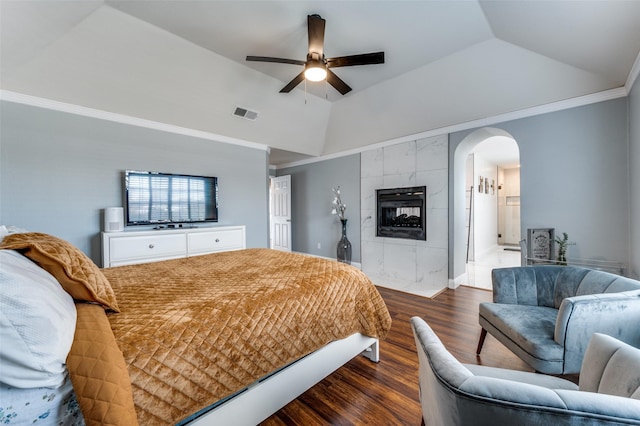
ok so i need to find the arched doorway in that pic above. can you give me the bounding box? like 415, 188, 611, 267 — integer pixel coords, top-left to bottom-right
451, 128, 520, 289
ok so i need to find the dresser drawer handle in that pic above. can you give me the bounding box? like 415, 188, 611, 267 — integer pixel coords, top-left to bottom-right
148, 244, 155, 249
215, 238, 220, 243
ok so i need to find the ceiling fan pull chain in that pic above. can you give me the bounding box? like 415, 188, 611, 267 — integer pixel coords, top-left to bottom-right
304, 79, 307, 104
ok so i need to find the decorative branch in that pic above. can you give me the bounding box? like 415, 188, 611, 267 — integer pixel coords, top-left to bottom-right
331, 186, 347, 221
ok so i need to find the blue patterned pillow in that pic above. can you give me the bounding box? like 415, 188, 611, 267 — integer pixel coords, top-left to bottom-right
0, 372, 84, 425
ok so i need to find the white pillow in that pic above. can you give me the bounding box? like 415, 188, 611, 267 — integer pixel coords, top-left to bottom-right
0, 225, 28, 243
0, 249, 77, 388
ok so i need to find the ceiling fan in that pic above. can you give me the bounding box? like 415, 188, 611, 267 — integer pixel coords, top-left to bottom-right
246, 14, 385, 95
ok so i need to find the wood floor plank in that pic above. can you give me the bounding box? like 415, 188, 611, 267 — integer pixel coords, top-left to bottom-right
261, 285, 533, 425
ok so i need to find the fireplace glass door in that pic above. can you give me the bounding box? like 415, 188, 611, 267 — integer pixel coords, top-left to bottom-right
376, 186, 426, 240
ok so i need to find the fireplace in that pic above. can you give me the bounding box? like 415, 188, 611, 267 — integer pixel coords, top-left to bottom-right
376, 186, 426, 240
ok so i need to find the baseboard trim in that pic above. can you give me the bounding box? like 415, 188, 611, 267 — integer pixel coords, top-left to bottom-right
450, 273, 468, 289
293, 251, 361, 269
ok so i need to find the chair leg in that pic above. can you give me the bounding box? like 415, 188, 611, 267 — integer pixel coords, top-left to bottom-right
476, 328, 487, 355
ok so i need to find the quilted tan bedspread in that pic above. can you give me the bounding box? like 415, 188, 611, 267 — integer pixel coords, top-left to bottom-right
102, 248, 391, 425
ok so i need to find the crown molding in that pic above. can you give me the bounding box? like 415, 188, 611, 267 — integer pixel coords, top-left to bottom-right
0, 86, 629, 170
0, 90, 269, 152
275, 86, 628, 169
626, 50, 640, 92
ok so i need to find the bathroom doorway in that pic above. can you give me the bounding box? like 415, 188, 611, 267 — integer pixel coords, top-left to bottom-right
454, 129, 521, 290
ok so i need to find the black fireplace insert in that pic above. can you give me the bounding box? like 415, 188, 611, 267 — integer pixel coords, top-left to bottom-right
376, 186, 426, 240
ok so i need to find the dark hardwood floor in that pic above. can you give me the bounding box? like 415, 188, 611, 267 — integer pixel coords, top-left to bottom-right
261, 285, 534, 426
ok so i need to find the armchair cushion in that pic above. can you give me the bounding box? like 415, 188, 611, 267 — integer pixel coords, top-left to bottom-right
465, 364, 577, 390
479, 303, 562, 363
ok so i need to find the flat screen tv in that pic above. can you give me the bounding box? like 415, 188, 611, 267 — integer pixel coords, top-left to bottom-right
124, 170, 218, 226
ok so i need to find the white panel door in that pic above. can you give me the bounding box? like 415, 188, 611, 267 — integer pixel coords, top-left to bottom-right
270, 175, 292, 251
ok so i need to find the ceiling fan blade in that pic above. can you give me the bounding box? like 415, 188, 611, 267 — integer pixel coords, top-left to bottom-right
246, 56, 305, 66
326, 69, 352, 95
326, 52, 385, 68
307, 14, 325, 56
279, 71, 305, 93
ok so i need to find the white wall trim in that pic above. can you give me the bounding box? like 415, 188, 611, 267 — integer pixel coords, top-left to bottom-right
276, 87, 628, 169
1, 86, 630, 167
449, 274, 466, 289
294, 251, 361, 270
0, 90, 270, 152
625, 50, 640, 92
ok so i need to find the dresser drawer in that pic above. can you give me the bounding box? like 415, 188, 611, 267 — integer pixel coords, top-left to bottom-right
102, 225, 246, 267
188, 229, 245, 255
110, 234, 186, 265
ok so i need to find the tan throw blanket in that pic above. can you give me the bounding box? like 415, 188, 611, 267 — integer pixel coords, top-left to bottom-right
67, 304, 139, 426
102, 248, 391, 425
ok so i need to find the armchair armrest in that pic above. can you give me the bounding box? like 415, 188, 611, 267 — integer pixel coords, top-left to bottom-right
554, 390, 640, 421
555, 290, 640, 373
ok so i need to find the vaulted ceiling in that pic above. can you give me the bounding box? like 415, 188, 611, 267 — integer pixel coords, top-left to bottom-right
2, 1, 640, 165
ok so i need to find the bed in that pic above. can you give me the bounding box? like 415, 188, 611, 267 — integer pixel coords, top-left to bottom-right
0, 231, 391, 425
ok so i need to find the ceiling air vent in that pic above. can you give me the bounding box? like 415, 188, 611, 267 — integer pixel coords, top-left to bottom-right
233, 106, 258, 121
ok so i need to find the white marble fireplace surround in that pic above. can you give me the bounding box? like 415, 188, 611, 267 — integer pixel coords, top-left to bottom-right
361, 135, 448, 298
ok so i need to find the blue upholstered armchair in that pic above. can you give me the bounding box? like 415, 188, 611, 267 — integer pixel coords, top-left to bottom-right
412, 316, 640, 426
477, 266, 640, 374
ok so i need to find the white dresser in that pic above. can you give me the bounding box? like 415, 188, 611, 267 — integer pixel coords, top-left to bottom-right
102, 225, 246, 267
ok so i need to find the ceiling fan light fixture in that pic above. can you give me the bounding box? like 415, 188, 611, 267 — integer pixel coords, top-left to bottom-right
247, 15, 384, 95
304, 60, 327, 82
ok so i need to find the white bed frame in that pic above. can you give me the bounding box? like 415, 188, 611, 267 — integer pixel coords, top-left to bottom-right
187, 333, 379, 425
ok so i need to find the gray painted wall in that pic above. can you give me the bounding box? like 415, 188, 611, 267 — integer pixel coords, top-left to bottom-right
277, 154, 361, 262
630, 78, 640, 279
280, 97, 634, 279
0, 101, 270, 266
450, 98, 630, 278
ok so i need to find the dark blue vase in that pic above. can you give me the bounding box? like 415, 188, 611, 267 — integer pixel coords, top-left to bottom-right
337, 219, 352, 265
